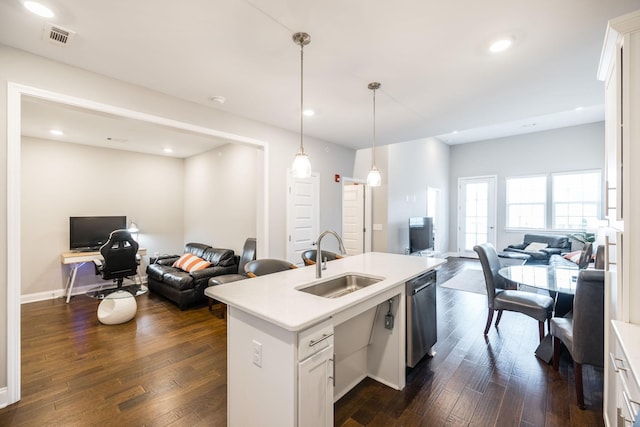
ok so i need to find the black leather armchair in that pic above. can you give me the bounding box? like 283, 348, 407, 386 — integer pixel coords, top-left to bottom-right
147, 243, 237, 309
503, 233, 571, 264
474, 243, 554, 341
207, 238, 257, 314
551, 269, 605, 409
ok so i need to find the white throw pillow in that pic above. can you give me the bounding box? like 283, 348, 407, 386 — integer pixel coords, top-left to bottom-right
524, 242, 548, 252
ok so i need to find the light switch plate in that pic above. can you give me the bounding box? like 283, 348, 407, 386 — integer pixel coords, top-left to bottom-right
252, 340, 262, 367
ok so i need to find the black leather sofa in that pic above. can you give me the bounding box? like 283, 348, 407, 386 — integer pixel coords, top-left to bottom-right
503, 233, 571, 265
147, 243, 237, 309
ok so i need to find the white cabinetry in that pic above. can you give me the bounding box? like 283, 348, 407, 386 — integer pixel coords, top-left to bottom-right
599, 9, 640, 426
610, 321, 640, 426
298, 345, 334, 427
297, 318, 334, 427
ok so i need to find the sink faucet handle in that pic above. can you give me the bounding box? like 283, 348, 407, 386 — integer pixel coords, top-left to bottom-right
322, 256, 327, 270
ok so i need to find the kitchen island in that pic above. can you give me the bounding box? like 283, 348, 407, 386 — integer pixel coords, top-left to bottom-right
205, 252, 446, 427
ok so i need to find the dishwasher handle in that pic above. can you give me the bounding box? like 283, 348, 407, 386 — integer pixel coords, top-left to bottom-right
412, 282, 433, 295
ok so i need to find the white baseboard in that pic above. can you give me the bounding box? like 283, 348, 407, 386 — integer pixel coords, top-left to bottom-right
20, 276, 148, 304
0, 386, 8, 409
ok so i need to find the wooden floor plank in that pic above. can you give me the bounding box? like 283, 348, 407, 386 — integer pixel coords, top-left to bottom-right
0, 257, 604, 426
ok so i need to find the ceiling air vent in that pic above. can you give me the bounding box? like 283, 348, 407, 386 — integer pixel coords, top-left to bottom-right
42, 23, 76, 47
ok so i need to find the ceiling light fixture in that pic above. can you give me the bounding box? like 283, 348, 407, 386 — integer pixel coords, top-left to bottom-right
291, 32, 312, 179
163, 148, 173, 154
366, 82, 382, 187
303, 108, 315, 117
49, 129, 63, 136
489, 37, 513, 53
23, 1, 54, 18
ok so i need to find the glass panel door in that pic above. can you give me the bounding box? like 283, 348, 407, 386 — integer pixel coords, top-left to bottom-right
458, 176, 497, 258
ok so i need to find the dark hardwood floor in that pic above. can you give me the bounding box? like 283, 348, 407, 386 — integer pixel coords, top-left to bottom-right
0, 258, 603, 426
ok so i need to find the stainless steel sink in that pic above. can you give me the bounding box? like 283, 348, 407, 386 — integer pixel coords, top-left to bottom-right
297, 274, 383, 299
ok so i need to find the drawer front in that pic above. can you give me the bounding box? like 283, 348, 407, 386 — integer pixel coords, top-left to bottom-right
611, 340, 640, 424
298, 318, 333, 361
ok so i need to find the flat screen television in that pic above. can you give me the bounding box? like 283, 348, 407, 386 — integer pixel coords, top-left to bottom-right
409, 216, 434, 254
69, 216, 127, 251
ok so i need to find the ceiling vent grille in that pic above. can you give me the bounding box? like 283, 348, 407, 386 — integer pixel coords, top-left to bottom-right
42, 23, 76, 46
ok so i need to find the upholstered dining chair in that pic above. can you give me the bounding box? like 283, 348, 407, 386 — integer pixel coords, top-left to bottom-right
474, 243, 554, 341
207, 238, 257, 314
244, 258, 297, 277
576, 242, 593, 269
301, 249, 343, 266
551, 269, 605, 409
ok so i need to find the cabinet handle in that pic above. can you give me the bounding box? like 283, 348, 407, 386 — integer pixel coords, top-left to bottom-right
610, 352, 628, 373
308, 333, 334, 347
329, 356, 335, 386
622, 390, 639, 423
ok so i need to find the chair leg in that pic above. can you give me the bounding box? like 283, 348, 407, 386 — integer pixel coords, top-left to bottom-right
208, 297, 213, 311
538, 321, 545, 342
484, 309, 494, 335
553, 337, 561, 370
495, 310, 504, 327
575, 362, 585, 409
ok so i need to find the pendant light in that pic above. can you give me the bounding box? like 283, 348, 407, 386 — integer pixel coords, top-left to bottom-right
366, 82, 382, 187
291, 32, 312, 179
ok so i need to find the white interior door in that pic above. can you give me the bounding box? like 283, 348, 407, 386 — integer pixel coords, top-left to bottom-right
287, 171, 319, 264
342, 183, 365, 255
457, 176, 497, 257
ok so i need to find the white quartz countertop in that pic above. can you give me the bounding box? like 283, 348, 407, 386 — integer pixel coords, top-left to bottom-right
205, 252, 446, 331
612, 320, 640, 388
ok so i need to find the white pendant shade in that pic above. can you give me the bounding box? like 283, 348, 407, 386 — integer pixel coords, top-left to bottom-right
292, 152, 312, 178
367, 166, 382, 187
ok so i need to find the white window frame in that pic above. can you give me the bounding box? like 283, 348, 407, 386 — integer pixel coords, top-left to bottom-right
551, 169, 602, 231
505, 174, 547, 230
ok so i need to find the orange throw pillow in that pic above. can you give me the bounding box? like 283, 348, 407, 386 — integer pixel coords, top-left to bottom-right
173, 253, 211, 273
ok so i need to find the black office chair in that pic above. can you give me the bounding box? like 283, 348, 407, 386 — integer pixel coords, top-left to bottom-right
474, 243, 554, 342
244, 259, 297, 277
94, 229, 140, 293
301, 249, 343, 266
551, 269, 605, 409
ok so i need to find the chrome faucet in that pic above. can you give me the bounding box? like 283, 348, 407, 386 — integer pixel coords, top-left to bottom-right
315, 230, 347, 279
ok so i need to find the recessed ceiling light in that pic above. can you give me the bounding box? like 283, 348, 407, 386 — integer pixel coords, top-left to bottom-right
575, 106, 584, 111
49, 129, 63, 136
303, 109, 315, 117
163, 148, 173, 153
23, 1, 55, 18
489, 37, 513, 53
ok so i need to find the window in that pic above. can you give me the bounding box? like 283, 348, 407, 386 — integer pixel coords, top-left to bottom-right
552, 171, 601, 230
506, 176, 546, 229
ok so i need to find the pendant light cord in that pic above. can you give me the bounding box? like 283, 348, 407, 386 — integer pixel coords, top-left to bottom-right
300, 42, 305, 155
372, 87, 376, 167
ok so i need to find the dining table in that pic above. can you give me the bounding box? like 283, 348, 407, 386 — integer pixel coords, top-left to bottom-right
498, 264, 580, 362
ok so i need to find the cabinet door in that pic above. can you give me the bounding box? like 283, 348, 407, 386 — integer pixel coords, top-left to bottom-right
298, 345, 334, 427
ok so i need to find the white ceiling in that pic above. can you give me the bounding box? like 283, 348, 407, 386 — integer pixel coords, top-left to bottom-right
3, 0, 640, 151
21, 96, 230, 158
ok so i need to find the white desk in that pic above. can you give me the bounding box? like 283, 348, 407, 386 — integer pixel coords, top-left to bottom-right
61, 248, 147, 303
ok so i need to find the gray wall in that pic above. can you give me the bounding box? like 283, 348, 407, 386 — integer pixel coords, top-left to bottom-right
355, 137, 450, 254
21, 137, 185, 296
448, 122, 605, 253
0, 44, 356, 391
184, 143, 258, 254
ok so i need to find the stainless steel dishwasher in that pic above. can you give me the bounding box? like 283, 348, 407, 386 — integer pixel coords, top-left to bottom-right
406, 269, 437, 368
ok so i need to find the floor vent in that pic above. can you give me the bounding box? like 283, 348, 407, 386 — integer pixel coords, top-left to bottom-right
42, 23, 76, 46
